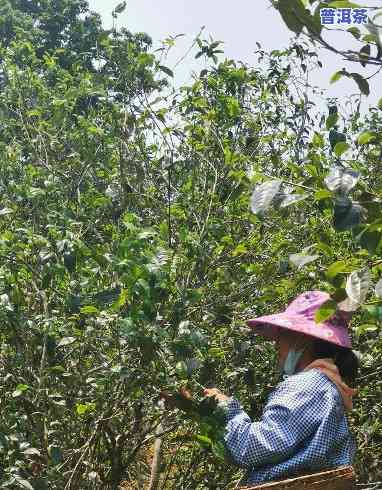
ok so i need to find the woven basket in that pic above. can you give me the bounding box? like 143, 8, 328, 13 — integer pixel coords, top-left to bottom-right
240, 466, 356, 490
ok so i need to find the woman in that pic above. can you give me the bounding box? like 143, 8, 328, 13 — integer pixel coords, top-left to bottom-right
203, 290, 359, 487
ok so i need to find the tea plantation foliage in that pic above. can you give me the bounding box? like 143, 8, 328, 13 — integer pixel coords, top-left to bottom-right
0, 1, 381, 489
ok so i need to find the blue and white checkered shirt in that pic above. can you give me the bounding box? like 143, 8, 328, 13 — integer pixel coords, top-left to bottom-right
219, 369, 356, 486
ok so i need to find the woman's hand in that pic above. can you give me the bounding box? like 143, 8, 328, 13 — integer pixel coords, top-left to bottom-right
203, 387, 229, 403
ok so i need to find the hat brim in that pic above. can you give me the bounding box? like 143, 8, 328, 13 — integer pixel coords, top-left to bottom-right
246, 313, 351, 348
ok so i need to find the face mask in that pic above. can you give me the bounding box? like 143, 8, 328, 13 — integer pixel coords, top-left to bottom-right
282, 348, 305, 376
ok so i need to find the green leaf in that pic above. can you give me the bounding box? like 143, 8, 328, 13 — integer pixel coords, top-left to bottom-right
311, 2, 324, 35
159, 65, 174, 77
175, 361, 188, 378
362, 34, 377, 43
76, 402, 96, 415
147, 249, 170, 273
378, 98, 382, 110
326, 261, 348, 279
210, 41, 222, 50
208, 347, 225, 359
357, 229, 381, 255
195, 434, 212, 445
212, 440, 227, 461
364, 305, 382, 321
347, 27, 361, 39
277, 0, 305, 34
359, 44, 371, 67
330, 70, 344, 84
110, 289, 128, 311
0, 207, 13, 216
350, 73, 370, 96
326, 112, 338, 130
314, 299, 337, 323
329, 130, 346, 150
315, 189, 332, 201
232, 243, 248, 257
12, 384, 29, 398
114, 1, 127, 14
280, 193, 309, 207
289, 253, 319, 269
334, 141, 350, 157
13, 477, 34, 490
93, 288, 121, 307
57, 337, 76, 347
0, 433, 8, 452
358, 131, 376, 145
356, 323, 379, 335
80, 305, 99, 315
190, 331, 207, 348
138, 228, 157, 239
49, 365, 66, 374
278, 0, 321, 36
28, 187, 46, 198
312, 132, 324, 148
327, 1, 361, 7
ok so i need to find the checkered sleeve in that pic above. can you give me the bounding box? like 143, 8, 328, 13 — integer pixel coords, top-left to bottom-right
217, 397, 243, 420
221, 380, 335, 469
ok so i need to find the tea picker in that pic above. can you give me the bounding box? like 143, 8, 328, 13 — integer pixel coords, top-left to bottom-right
203, 291, 358, 489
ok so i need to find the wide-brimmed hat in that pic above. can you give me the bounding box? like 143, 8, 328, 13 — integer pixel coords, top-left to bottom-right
246, 291, 351, 348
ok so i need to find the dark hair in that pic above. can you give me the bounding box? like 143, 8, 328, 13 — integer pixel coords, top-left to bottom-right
313, 339, 359, 386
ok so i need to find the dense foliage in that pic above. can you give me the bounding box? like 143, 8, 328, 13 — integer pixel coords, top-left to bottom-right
0, 1, 381, 489
271, 0, 382, 94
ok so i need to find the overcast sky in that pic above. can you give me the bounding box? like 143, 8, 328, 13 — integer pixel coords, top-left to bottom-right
88, 0, 381, 112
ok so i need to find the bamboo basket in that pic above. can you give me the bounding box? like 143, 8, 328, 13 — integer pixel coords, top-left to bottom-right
240, 466, 356, 490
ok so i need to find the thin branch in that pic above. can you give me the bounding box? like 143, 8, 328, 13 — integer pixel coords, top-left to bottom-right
199, 160, 218, 241
365, 65, 382, 80
173, 27, 205, 68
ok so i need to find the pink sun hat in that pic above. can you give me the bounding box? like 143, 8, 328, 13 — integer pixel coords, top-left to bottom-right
247, 291, 352, 348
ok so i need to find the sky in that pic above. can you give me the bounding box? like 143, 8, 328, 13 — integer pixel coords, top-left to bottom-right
87, 0, 382, 112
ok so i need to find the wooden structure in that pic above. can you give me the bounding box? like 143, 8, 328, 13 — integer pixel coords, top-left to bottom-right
240, 466, 356, 490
